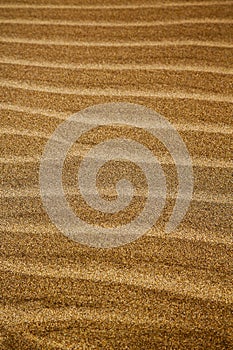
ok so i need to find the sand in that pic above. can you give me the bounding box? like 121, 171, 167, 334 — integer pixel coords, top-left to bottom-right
0, 0, 232, 349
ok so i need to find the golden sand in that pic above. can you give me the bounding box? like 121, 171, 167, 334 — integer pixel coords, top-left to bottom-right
0, 0, 232, 349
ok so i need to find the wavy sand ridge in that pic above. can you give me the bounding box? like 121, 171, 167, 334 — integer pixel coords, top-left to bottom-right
0, 0, 232, 349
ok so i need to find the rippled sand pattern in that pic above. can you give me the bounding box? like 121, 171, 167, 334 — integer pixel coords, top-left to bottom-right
0, 0, 232, 349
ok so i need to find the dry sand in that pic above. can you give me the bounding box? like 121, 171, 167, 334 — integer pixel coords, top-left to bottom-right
0, 0, 232, 349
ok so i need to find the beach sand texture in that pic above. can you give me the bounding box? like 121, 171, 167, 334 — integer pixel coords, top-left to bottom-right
0, 0, 233, 349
